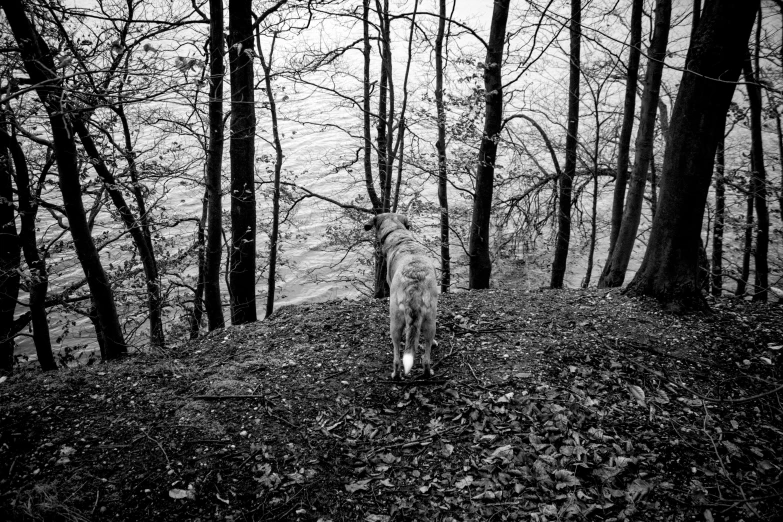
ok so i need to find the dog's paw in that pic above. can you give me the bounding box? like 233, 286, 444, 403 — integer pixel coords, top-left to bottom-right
391, 370, 401, 381
423, 367, 434, 379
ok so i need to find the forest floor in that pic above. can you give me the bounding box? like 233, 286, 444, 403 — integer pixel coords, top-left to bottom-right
1, 287, 782, 522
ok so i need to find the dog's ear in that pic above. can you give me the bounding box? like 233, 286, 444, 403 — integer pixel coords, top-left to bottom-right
363, 215, 376, 231
402, 216, 411, 230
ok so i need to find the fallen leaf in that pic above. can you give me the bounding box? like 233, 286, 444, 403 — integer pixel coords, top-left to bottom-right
627, 384, 646, 407
345, 479, 371, 493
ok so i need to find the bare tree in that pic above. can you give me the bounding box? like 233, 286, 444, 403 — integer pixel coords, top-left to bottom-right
2, 0, 127, 358
550, 0, 581, 289
599, 0, 671, 288
626, 0, 758, 311
468, 0, 509, 289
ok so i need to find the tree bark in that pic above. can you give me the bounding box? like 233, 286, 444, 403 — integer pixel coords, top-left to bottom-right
2, 0, 127, 357
736, 177, 754, 297
711, 137, 725, 297
228, 0, 257, 324
468, 0, 509, 290
550, 0, 582, 288
607, 0, 642, 256
598, 0, 670, 288
435, 0, 451, 293
0, 130, 56, 371
0, 118, 20, 375
205, 0, 226, 330
743, 22, 769, 301
625, 0, 759, 311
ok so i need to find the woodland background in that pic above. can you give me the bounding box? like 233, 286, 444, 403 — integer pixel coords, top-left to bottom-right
0, 0, 781, 372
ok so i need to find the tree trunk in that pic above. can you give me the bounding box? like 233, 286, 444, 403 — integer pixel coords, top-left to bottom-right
377, 0, 395, 212
607, 0, 642, 256
435, 0, 450, 293
362, 0, 381, 213
362, 0, 387, 299
258, 40, 283, 319
205, 0, 226, 330
228, 0, 257, 324
550, 0, 582, 289
711, 137, 725, 297
625, 0, 759, 311
2, 0, 127, 357
0, 118, 20, 375
599, 0, 670, 288
0, 129, 56, 371
72, 119, 165, 347
743, 22, 769, 301
736, 179, 754, 297
190, 194, 207, 339
468, 0, 509, 290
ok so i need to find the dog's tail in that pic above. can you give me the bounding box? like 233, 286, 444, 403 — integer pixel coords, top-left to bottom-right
402, 291, 423, 376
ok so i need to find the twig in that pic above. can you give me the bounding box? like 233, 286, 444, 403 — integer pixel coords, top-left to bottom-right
91, 490, 100, 515
140, 428, 171, 467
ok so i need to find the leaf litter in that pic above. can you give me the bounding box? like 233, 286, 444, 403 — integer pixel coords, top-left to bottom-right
0, 288, 781, 521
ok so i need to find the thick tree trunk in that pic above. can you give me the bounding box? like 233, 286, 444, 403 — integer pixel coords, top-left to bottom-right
607, 0, 642, 256
625, 0, 758, 311
258, 43, 283, 319
228, 0, 257, 324
205, 0, 226, 330
743, 42, 769, 301
435, 0, 450, 293
0, 119, 20, 375
0, 130, 56, 371
468, 0, 509, 289
711, 137, 725, 297
2, 0, 127, 357
550, 0, 582, 288
599, 0, 670, 288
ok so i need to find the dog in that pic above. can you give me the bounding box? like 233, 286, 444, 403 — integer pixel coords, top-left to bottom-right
364, 213, 438, 379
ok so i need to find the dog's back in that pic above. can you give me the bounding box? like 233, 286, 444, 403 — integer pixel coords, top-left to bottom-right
365, 213, 438, 378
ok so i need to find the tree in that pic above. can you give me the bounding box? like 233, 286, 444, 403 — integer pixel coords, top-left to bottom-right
205, 0, 227, 330
0, 117, 20, 374
607, 0, 642, 256
742, 12, 769, 302
0, 129, 56, 371
2, 0, 127, 358
228, 0, 258, 324
435, 0, 451, 293
468, 0, 509, 289
598, 0, 671, 288
625, 0, 759, 311
550, 0, 581, 289
711, 136, 725, 297
258, 32, 283, 319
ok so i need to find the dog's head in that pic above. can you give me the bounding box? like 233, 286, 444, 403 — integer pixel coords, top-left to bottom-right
364, 213, 410, 240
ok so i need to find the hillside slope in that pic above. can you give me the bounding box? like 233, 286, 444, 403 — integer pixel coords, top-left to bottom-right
1, 289, 781, 521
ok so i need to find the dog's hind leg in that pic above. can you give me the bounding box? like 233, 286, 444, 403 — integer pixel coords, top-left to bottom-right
421, 310, 436, 378
389, 294, 405, 380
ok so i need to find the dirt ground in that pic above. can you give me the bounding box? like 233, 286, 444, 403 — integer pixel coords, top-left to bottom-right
1, 288, 782, 521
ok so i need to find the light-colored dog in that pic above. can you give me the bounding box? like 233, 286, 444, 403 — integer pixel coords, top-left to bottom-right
364, 213, 438, 379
